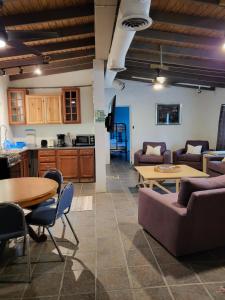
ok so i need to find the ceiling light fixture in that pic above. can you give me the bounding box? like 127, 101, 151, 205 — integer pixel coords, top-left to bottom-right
156, 76, 166, 84
19, 67, 23, 74
34, 66, 42, 75
153, 82, 164, 90
0, 31, 7, 49
1, 69, 6, 76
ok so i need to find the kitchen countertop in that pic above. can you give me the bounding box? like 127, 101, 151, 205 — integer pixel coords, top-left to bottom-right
0, 145, 95, 156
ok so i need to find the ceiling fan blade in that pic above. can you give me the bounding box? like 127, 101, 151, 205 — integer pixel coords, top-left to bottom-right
7, 30, 59, 41
7, 40, 43, 57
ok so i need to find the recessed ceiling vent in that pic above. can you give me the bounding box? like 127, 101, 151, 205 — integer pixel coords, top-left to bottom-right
120, 15, 152, 31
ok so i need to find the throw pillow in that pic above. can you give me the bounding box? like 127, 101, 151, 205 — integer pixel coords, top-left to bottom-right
186, 144, 202, 155
146, 145, 161, 156
178, 175, 225, 207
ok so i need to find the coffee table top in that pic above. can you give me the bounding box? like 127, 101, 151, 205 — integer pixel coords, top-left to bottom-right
135, 165, 209, 180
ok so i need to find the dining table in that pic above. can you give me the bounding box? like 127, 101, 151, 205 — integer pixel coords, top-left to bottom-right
0, 177, 58, 242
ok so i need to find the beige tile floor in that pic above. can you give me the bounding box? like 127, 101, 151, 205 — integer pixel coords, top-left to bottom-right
0, 158, 225, 299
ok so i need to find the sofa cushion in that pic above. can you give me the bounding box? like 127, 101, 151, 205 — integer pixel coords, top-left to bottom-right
208, 161, 225, 175
139, 154, 164, 164
178, 175, 225, 206
186, 144, 202, 155
143, 142, 166, 154
178, 153, 201, 162
146, 145, 161, 156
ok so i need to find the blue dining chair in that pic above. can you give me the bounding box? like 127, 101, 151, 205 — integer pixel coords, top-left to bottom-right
25, 182, 79, 262
0, 203, 31, 282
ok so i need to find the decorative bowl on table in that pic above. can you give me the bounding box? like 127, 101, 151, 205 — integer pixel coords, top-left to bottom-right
154, 164, 181, 173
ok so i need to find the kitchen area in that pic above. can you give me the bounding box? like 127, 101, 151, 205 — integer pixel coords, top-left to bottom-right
0, 84, 95, 183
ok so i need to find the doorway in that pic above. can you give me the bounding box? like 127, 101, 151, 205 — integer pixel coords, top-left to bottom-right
110, 106, 130, 162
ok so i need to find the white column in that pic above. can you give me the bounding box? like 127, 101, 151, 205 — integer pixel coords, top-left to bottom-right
93, 59, 107, 192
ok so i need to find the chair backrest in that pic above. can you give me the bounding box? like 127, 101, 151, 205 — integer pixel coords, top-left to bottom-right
43, 168, 63, 195
0, 203, 26, 240
185, 140, 209, 153
56, 182, 74, 219
143, 142, 166, 154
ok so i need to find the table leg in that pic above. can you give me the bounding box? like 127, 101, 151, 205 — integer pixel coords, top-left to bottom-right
175, 179, 180, 192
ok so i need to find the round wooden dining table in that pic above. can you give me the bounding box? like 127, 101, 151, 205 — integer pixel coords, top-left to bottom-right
0, 177, 58, 208
0, 177, 58, 243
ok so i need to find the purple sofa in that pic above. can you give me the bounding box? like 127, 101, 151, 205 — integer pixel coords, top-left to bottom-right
134, 142, 171, 166
173, 140, 209, 171
207, 157, 225, 176
138, 175, 225, 256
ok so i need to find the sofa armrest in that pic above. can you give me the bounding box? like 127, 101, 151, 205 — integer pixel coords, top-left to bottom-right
139, 188, 187, 217
163, 150, 172, 164
207, 156, 224, 162
173, 148, 185, 163
134, 149, 143, 166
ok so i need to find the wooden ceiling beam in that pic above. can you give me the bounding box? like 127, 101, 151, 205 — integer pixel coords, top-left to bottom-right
122, 66, 225, 85
132, 40, 225, 61
136, 29, 223, 48
19, 23, 95, 42
151, 9, 225, 31
3, 5, 94, 27
0, 37, 95, 58
127, 48, 225, 71
10, 62, 93, 81
0, 48, 95, 69
126, 59, 225, 77
190, 0, 222, 5
117, 70, 225, 87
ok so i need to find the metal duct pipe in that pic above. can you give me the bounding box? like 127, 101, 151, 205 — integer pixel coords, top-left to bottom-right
105, 0, 152, 88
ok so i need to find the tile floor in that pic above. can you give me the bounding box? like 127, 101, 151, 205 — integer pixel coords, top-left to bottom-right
1, 159, 225, 299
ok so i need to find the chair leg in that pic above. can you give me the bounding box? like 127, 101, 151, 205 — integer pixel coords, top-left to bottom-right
61, 215, 66, 227
64, 214, 79, 245
25, 234, 32, 283
46, 227, 64, 262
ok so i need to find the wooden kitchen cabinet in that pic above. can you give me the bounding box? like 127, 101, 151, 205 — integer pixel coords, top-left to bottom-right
79, 148, 95, 181
38, 148, 94, 182
62, 88, 81, 124
45, 95, 62, 124
26, 95, 62, 124
21, 151, 30, 177
26, 95, 45, 124
8, 89, 27, 125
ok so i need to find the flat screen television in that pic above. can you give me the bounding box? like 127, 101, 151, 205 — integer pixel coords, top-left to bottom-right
105, 96, 116, 132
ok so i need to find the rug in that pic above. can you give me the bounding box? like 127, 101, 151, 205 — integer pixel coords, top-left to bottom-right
129, 183, 176, 194
70, 195, 93, 212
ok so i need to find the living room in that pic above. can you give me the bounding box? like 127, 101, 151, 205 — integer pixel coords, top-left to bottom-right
1, 1, 225, 300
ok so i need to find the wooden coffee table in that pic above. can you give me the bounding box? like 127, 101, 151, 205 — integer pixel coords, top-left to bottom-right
135, 165, 209, 193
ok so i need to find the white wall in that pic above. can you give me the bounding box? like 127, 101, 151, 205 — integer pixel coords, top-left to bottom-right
0, 75, 12, 145
9, 69, 94, 145
106, 80, 225, 162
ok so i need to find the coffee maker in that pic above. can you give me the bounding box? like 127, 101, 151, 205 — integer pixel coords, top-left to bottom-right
57, 134, 66, 147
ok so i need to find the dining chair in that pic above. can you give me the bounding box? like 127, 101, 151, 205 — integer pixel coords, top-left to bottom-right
0, 203, 31, 282
25, 182, 79, 262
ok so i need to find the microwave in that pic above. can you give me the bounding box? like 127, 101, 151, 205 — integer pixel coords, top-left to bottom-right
74, 135, 95, 147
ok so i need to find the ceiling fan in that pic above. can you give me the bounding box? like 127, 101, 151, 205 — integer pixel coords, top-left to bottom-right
132, 46, 169, 88
0, 0, 58, 58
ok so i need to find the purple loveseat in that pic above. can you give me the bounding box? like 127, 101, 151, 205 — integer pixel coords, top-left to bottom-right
207, 157, 225, 176
138, 175, 225, 256
173, 140, 209, 171
134, 142, 171, 166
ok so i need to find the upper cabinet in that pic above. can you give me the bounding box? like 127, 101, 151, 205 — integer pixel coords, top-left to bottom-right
62, 88, 81, 124
26, 95, 62, 125
8, 89, 27, 125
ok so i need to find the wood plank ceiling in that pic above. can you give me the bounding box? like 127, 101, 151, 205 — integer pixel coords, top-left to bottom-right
0, 0, 94, 80
117, 0, 225, 89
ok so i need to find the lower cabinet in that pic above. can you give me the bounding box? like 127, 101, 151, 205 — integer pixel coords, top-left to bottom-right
56, 150, 79, 180
21, 151, 30, 177
79, 149, 95, 181
38, 148, 95, 182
